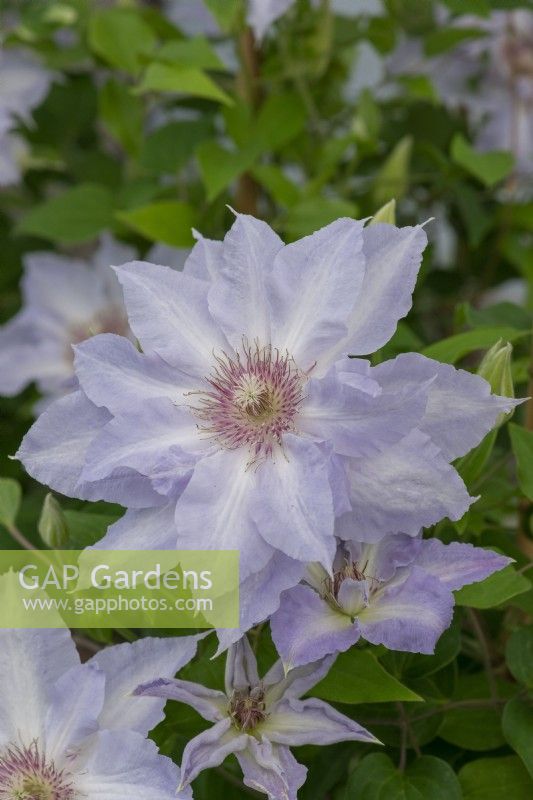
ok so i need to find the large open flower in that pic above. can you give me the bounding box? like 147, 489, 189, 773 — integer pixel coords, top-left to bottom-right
270, 535, 511, 669
17, 214, 517, 648
0, 626, 204, 799
134, 636, 378, 799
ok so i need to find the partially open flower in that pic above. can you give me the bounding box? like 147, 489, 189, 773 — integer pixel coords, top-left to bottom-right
271, 535, 512, 669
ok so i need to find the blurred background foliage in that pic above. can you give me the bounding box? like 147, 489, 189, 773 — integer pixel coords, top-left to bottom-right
0, 0, 533, 797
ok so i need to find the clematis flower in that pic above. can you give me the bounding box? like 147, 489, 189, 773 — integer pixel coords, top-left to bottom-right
271, 535, 512, 669
17, 214, 518, 649
0, 48, 53, 185
389, 10, 533, 187
134, 636, 378, 799
0, 234, 135, 407
0, 625, 205, 799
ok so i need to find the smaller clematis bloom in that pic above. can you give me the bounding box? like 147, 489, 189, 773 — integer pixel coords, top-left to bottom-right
0, 234, 135, 407
271, 536, 511, 669
0, 624, 206, 799
134, 637, 379, 800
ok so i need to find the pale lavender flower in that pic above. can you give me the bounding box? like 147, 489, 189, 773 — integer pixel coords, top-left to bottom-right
389, 11, 533, 183
0, 626, 205, 799
271, 535, 511, 669
0, 48, 53, 185
0, 234, 135, 406
134, 636, 378, 799
17, 215, 518, 649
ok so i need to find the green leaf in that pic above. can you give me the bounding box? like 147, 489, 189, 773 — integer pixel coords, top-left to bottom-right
342, 754, 462, 800
116, 201, 196, 247
0, 478, 22, 528
253, 92, 307, 152
455, 564, 531, 609
459, 756, 533, 800
439, 673, 512, 751
509, 424, 533, 502
141, 120, 211, 175
137, 63, 233, 105
157, 37, 226, 70
17, 184, 114, 244
88, 9, 156, 74
502, 696, 533, 778
252, 164, 301, 208
506, 627, 533, 688
64, 510, 119, 549
197, 141, 256, 202
451, 134, 514, 187
99, 79, 144, 157
421, 326, 527, 364
311, 648, 422, 704
372, 135, 413, 206
284, 198, 358, 239
425, 27, 488, 56
457, 429, 498, 486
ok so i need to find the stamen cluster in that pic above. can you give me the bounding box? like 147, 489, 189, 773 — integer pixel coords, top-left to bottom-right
229, 686, 268, 732
191, 341, 305, 463
0, 742, 75, 800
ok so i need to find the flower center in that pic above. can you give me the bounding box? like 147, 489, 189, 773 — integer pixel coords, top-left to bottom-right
229, 686, 268, 732
190, 341, 306, 463
0, 743, 76, 800
66, 305, 129, 362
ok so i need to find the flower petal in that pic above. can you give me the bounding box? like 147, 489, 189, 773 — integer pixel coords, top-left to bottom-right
262, 696, 378, 745
114, 261, 226, 377
82, 398, 201, 487
45, 663, 105, 761
341, 429, 474, 541
271, 584, 360, 669
358, 566, 454, 654
372, 352, 520, 460
22, 252, 107, 325
413, 539, 512, 592
90, 634, 206, 734
76, 730, 182, 800
237, 738, 307, 800
265, 655, 337, 705
321, 222, 427, 363
74, 334, 191, 415
208, 214, 283, 348
225, 636, 260, 694
215, 552, 306, 654
16, 390, 161, 506
179, 718, 248, 787
175, 448, 273, 580
0, 314, 65, 396
0, 628, 79, 746
183, 232, 223, 281
133, 677, 226, 724
251, 435, 335, 569
89, 504, 178, 550
300, 366, 428, 458
247, 0, 296, 40
268, 218, 366, 371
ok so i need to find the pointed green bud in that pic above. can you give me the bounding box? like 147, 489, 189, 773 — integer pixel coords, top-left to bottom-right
477, 339, 514, 398
38, 493, 70, 549
371, 199, 396, 225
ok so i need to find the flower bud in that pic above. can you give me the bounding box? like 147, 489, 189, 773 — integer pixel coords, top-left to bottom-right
38, 493, 69, 549
371, 198, 396, 225
477, 339, 514, 398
